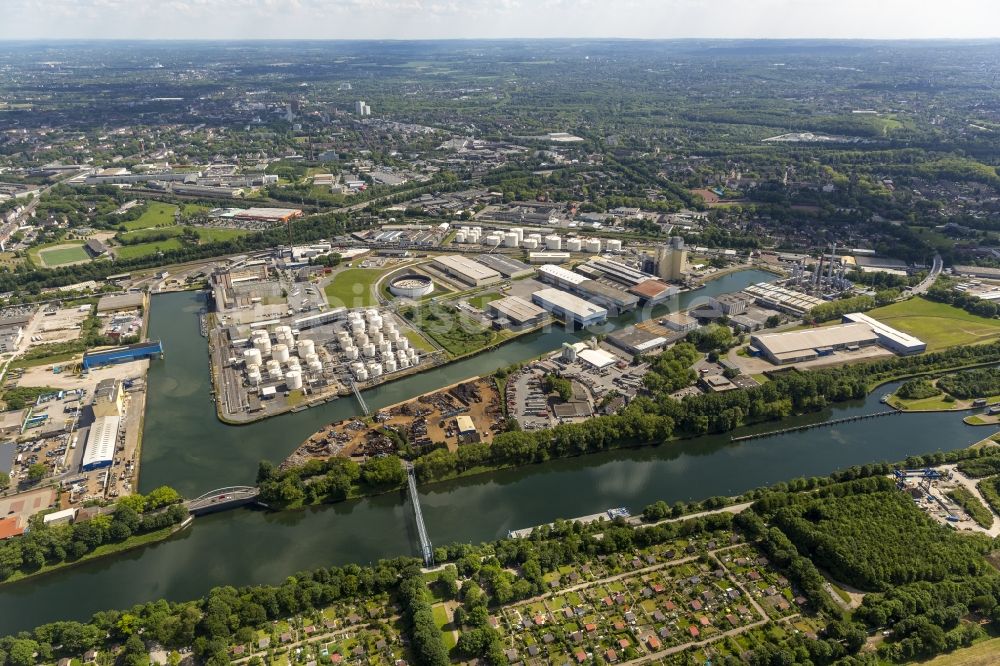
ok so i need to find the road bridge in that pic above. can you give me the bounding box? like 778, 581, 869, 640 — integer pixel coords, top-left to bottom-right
405, 463, 434, 566
185, 486, 260, 515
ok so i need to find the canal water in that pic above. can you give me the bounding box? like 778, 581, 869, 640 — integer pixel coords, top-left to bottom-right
0, 270, 985, 634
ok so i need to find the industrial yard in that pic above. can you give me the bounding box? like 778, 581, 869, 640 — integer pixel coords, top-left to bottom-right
284, 377, 502, 466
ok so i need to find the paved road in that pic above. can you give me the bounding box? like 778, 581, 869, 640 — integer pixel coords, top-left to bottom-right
910, 253, 943, 295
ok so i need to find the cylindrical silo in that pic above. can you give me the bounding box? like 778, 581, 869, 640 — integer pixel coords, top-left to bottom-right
545, 234, 562, 250
606, 239, 622, 252
503, 232, 519, 248
566, 238, 582, 252
267, 360, 283, 380
308, 360, 323, 373
285, 370, 303, 390
363, 343, 376, 358
455, 232, 467, 244
368, 362, 383, 377
398, 337, 410, 350
297, 339, 315, 358
272, 344, 290, 363
247, 365, 262, 384
523, 239, 538, 250
244, 348, 263, 367
584, 238, 602, 253
384, 358, 397, 373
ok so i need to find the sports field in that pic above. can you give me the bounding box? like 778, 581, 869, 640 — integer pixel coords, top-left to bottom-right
123, 202, 179, 230
867, 297, 1000, 351
32, 242, 91, 267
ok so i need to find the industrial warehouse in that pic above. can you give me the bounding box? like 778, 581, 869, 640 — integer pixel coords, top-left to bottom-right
485, 296, 549, 329
749, 313, 925, 365
531, 288, 608, 327
429, 254, 502, 287
537, 264, 640, 315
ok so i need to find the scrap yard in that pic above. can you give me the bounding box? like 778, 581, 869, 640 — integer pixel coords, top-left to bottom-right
284, 377, 502, 467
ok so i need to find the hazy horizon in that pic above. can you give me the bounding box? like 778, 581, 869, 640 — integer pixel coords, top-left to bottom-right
2, 0, 999, 41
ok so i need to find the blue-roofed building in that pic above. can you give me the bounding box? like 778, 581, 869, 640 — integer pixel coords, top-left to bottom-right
82, 340, 163, 370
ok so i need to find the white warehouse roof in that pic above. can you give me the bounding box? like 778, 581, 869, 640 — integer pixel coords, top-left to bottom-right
532, 288, 608, 321
842, 312, 926, 351
538, 264, 587, 285
81, 415, 120, 470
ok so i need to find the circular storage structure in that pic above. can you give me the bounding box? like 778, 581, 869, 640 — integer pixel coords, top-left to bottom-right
388, 273, 434, 299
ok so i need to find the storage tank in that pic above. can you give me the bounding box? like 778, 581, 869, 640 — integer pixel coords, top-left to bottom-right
371, 331, 384, 345
285, 370, 303, 391
485, 233, 503, 246
511, 227, 524, 243
247, 366, 262, 384
545, 234, 562, 250
351, 321, 365, 336
384, 358, 397, 373
308, 360, 323, 373
354, 367, 369, 382
528, 233, 542, 243
398, 356, 411, 370
272, 344, 290, 363
365, 309, 379, 322
606, 239, 623, 252
287, 358, 301, 372
503, 232, 519, 248
454, 232, 467, 244
344, 346, 359, 361
297, 339, 315, 358
363, 343, 376, 358
566, 238, 582, 252
306, 352, 320, 365
584, 238, 602, 253
522, 238, 538, 250
354, 333, 369, 347
368, 362, 383, 377
336, 332, 351, 348
253, 336, 272, 354
267, 361, 283, 380
244, 348, 263, 367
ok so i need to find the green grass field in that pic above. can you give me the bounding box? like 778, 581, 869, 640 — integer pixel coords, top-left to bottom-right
32, 242, 91, 267
468, 292, 502, 309
918, 637, 1000, 666
324, 268, 386, 308
403, 303, 497, 357
124, 202, 178, 230
868, 297, 1000, 351
114, 238, 184, 259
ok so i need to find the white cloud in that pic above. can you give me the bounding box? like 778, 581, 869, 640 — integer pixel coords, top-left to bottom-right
1, 0, 998, 39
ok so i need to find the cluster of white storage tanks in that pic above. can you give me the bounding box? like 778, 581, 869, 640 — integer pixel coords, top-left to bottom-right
244, 323, 327, 390
454, 225, 623, 254
454, 226, 484, 245
337, 309, 420, 382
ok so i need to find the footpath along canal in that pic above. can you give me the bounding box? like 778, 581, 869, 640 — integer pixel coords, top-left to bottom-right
0, 270, 985, 634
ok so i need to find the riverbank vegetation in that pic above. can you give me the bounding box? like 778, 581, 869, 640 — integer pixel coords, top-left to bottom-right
938, 367, 1000, 400
0, 486, 185, 584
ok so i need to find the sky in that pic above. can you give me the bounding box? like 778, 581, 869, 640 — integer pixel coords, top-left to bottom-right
2, 0, 999, 41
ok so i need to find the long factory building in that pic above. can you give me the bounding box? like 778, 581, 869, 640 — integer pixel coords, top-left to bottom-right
431, 254, 502, 287
750, 312, 925, 364
537, 264, 639, 315
532, 288, 608, 327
